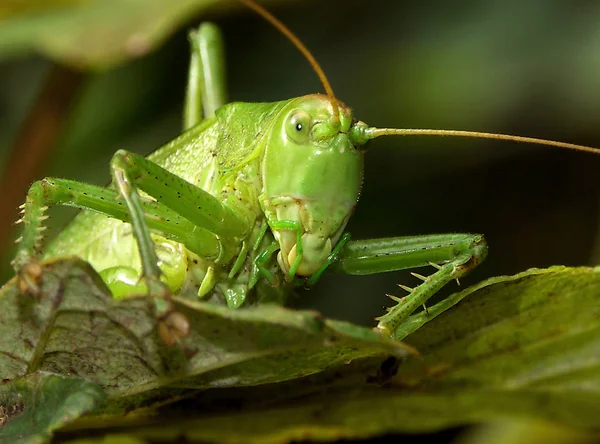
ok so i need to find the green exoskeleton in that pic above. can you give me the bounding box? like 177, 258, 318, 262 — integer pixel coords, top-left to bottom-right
11, 0, 600, 344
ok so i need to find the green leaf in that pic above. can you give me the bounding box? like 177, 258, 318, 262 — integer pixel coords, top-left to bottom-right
0, 373, 106, 444
0, 258, 411, 416
395, 266, 600, 393
55, 266, 600, 443
3, 260, 600, 442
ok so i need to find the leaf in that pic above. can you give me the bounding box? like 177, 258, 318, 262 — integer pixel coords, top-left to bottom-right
0, 373, 106, 444
4, 260, 600, 442
0, 257, 412, 416
54, 266, 600, 443
0, 0, 225, 68
394, 266, 600, 393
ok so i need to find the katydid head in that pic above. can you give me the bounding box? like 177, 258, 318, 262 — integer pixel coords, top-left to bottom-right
261, 94, 364, 278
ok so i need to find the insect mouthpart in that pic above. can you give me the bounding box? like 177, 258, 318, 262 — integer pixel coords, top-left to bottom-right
282, 233, 332, 278
266, 195, 351, 279
268, 197, 327, 277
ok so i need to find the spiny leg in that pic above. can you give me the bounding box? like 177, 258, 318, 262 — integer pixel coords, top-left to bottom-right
14, 153, 249, 272
184, 23, 227, 129
13, 178, 202, 341
330, 233, 488, 339
13, 179, 224, 271
12, 176, 212, 344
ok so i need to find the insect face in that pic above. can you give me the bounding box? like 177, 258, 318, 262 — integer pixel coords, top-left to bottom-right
261, 94, 364, 277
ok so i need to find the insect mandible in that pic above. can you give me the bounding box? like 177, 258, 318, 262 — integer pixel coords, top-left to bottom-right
11, 0, 600, 344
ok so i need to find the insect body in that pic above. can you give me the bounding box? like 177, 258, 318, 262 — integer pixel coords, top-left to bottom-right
12, 1, 600, 342
38, 94, 362, 308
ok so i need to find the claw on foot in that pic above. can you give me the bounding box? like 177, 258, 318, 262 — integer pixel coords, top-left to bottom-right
158, 311, 191, 346
18, 261, 43, 295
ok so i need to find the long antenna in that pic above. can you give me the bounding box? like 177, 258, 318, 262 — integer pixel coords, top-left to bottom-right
239, 1, 600, 156
239, 0, 340, 124
364, 128, 600, 155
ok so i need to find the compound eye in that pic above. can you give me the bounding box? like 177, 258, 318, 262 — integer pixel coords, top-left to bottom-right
285, 110, 312, 144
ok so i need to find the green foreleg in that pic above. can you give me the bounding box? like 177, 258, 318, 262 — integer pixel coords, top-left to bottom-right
331, 234, 488, 338
14, 150, 250, 273
109, 153, 193, 343
12, 178, 222, 270
111, 150, 249, 245
110, 155, 166, 305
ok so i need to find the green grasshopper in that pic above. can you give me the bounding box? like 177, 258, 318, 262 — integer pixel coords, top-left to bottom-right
11, 0, 600, 344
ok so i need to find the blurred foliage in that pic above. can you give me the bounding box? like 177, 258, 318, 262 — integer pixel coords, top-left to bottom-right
455, 421, 598, 444
0, 0, 223, 67
0, 0, 600, 442
1, 259, 600, 442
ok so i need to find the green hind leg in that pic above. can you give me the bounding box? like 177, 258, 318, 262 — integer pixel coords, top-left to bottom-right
330, 233, 488, 339
184, 22, 227, 128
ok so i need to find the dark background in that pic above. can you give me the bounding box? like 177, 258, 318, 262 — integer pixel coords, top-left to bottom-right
1, 1, 600, 442
1, 0, 599, 327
